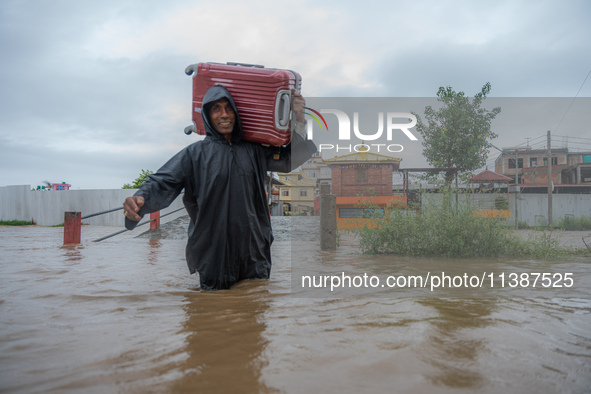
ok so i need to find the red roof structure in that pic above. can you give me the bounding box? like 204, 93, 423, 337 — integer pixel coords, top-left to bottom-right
470, 169, 513, 183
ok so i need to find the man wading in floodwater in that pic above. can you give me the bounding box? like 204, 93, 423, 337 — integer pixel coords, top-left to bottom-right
122, 84, 316, 290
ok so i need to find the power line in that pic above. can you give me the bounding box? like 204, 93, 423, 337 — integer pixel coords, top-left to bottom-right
498, 133, 591, 152
554, 134, 591, 142
528, 134, 547, 143
554, 67, 591, 133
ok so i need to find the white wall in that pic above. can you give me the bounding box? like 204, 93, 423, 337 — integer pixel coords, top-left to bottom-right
0, 185, 185, 226
512, 193, 591, 226
420, 191, 591, 226
3, 185, 588, 227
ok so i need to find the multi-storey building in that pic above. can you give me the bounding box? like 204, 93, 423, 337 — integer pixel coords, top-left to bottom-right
300, 152, 332, 186
494, 148, 591, 186
276, 171, 317, 215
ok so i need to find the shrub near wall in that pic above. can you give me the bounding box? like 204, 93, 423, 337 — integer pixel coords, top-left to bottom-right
556, 216, 591, 231
357, 193, 514, 257
355, 192, 579, 259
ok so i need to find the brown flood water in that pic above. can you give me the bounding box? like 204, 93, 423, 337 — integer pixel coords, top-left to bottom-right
0, 217, 590, 393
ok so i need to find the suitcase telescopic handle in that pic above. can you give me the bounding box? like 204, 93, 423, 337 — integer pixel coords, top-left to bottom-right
226, 62, 265, 68
185, 62, 265, 76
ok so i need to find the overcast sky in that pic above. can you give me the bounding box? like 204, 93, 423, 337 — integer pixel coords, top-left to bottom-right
1, 0, 590, 189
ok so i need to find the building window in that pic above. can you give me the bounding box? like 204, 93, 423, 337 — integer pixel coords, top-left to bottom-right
282, 190, 290, 197
298, 174, 303, 180
508, 158, 523, 169
356, 168, 368, 184
543, 157, 558, 166
285, 176, 290, 181
307, 171, 316, 178
530, 158, 537, 167
321, 167, 331, 175
300, 190, 308, 197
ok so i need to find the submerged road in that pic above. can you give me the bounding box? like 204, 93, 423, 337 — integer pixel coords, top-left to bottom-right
0, 217, 590, 393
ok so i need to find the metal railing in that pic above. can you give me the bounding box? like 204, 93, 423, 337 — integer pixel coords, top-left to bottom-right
63, 206, 186, 245
92, 207, 185, 242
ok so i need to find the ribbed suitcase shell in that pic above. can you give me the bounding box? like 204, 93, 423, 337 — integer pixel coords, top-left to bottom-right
184, 62, 301, 146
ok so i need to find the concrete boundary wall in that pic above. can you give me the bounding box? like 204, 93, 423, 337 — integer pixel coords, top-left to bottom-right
512, 193, 591, 226
3, 185, 589, 227
421, 192, 591, 226
0, 185, 186, 226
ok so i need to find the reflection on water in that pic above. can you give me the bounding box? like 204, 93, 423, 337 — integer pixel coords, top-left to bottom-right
61, 244, 83, 264
0, 219, 590, 393
419, 299, 496, 388
170, 283, 273, 394
147, 238, 162, 265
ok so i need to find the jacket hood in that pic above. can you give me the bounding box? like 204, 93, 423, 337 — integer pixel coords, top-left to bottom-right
202, 84, 243, 143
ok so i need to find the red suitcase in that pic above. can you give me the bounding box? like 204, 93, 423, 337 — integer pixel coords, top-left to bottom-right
183, 62, 302, 146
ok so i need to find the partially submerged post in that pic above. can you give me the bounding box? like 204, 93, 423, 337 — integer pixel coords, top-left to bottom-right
150, 211, 160, 229
64, 212, 81, 244
320, 184, 337, 250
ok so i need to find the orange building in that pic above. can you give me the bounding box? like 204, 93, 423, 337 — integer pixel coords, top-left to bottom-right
324, 148, 405, 229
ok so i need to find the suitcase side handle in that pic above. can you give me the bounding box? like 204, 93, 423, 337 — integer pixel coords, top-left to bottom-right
275, 90, 291, 130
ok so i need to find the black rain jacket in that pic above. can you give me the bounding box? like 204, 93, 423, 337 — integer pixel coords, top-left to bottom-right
125, 84, 316, 290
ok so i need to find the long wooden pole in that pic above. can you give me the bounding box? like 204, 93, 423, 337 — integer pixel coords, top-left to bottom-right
514, 150, 519, 229
547, 130, 553, 227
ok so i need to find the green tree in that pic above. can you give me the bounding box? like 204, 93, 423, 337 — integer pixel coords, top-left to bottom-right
122, 169, 154, 189
414, 82, 501, 185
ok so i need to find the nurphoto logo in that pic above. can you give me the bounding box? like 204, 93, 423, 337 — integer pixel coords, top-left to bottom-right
304, 106, 419, 154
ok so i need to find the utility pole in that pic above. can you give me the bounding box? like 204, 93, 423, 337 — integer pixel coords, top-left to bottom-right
547, 130, 553, 227
514, 150, 519, 185
514, 149, 519, 229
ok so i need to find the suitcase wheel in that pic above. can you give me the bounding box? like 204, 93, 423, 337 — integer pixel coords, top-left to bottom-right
185, 64, 198, 76
184, 123, 196, 135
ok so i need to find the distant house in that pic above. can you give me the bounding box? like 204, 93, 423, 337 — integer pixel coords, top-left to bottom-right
324, 147, 405, 229
469, 169, 513, 218
276, 171, 316, 215
470, 169, 514, 188
300, 152, 332, 188
266, 176, 286, 216
494, 148, 591, 187
51, 182, 71, 191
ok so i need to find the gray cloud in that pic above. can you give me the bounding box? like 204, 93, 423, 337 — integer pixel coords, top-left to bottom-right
1, 0, 590, 189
